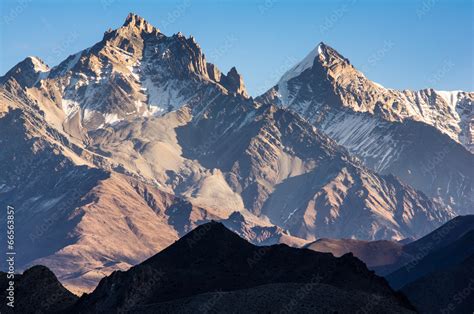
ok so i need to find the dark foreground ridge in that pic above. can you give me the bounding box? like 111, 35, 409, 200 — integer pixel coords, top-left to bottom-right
67, 221, 414, 313
386, 215, 474, 289
0, 222, 416, 313
402, 254, 474, 314
305, 215, 474, 313
0, 265, 78, 313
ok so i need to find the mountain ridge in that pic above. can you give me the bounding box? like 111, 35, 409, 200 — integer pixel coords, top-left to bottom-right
0, 13, 463, 294
72, 221, 415, 313
258, 42, 474, 215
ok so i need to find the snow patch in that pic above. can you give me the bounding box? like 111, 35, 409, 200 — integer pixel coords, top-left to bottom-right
435, 90, 461, 109
276, 46, 319, 104
65, 51, 82, 73
279, 47, 318, 86
29, 56, 49, 73
127, 65, 140, 81
104, 113, 122, 125
141, 77, 188, 113
61, 99, 80, 118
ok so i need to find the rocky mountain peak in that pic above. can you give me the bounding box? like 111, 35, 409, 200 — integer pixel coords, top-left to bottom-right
316, 42, 350, 66
220, 66, 249, 98
122, 12, 157, 34
0, 56, 49, 87
27, 56, 50, 72
276, 42, 350, 85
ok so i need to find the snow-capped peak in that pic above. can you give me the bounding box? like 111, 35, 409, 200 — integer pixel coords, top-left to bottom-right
317, 42, 324, 55
274, 42, 328, 105
28, 56, 50, 73
278, 44, 319, 86
277, 42, 342, 89
0, 56, 50, 87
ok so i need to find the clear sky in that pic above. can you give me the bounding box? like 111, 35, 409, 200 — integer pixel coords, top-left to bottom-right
0, 0, 472, 96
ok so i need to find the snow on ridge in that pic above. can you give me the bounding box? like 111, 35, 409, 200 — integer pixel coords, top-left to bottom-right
275, 45, 320, 105
317, 44, 323, 55
66, 52, 82, 72
104, 113, 122, 125
372, 81, 385, 89
435, 90, 461, 109
28, 56, 49, 72
278, 46, 318, 86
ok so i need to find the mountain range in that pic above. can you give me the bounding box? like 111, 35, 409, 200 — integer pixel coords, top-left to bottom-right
258, 42, 474, 215
1, 222, 416, 313
0, 13, 471, 295
2, 218, 472, 313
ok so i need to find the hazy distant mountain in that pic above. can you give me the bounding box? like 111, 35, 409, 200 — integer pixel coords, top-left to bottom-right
258, 42, 474, 215
305, 238, 405, 270
71, 221, 415, 313
0, 13, 460, 293
306, 215, 474, 278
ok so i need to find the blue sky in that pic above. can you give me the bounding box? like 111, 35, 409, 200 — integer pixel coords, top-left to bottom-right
0, 0, 472, 96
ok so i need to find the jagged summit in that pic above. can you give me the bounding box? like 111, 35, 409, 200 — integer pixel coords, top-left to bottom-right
275, 42, 350, 91
316, 42, 351, 65
316, 41, 329, 56
3, 12, 245, 130
122, 12, 157, 33
26, 56, 50, 72
220, 66, 249, 98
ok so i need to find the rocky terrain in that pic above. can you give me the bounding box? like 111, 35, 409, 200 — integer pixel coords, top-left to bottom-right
132, 283, 414, 314
258, 42, 474, 215
305, 215, 474, 312
4, 221, 472, 313
0, 13, 466, 295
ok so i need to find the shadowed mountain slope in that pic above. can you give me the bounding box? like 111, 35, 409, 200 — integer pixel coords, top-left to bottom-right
0, 266, 78, 314
72, 222, 415, 313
